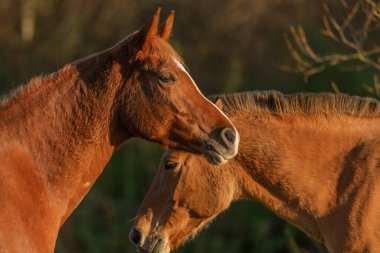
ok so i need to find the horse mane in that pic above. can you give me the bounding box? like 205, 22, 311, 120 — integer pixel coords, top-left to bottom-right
1, 33, 184, 111
0, 66, 76, 110
208, 90, 380, 118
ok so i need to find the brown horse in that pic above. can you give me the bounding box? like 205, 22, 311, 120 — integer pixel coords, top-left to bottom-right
0, 9, 239, 253
132, 91, 380, 253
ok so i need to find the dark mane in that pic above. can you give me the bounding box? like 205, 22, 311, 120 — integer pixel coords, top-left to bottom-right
0, 66, 75, 110
208, 90, 380, 118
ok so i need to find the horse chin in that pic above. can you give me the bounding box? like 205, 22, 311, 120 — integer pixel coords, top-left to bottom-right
139, 237, 170, 253
151, 238, 170, 253
205, 151, 228, 165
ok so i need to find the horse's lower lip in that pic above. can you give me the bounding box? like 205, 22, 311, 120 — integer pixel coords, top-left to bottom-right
152, 243, 160, 253
138, 235, 169, 253
205, 150, 228, 165
152, 238, 169, 253
202, 136, 238, 164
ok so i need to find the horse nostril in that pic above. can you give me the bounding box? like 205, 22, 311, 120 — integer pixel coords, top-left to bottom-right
129, 227, 142, 246
221, 127, 236, 144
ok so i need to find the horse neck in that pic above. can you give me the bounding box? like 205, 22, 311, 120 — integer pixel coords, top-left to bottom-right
231, 110, 379, 241
0, 54, 126, 223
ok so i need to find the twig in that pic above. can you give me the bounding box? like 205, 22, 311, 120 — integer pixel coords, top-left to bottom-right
283, 0, 380, 80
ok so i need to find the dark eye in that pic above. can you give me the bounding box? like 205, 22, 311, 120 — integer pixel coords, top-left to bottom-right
159, 73, 176, 85
165, 161, 179, 170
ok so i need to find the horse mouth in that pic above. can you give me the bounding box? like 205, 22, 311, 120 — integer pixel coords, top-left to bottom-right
140, 238, 169, 253
202, 129, 239, 165
204, 149, 228, 165
152, 239, 167, 253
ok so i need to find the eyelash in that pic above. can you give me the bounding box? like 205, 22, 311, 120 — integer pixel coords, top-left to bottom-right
165, 161, 179, 170
158, 72, 176, 85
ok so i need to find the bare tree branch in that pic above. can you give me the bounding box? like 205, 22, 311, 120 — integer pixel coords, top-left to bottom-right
283, 0, 380, 81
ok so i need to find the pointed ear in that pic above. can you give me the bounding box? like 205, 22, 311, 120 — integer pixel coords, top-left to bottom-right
139, 7, 161, 50
159, 10, 175, 41
214, 97, 224, 110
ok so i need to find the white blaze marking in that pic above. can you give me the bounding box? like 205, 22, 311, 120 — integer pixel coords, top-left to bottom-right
172, 57, 236, 129
83, 181, 91, 188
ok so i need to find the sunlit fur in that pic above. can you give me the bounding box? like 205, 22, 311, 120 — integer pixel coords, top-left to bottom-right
134, 91, 380, 253
0, 10, 238, 253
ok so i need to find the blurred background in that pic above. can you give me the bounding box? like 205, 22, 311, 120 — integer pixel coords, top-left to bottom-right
1, 0, 379, 252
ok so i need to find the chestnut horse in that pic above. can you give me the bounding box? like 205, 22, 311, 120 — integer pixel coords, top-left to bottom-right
132, 91, 380, 253
0, 9, 239, 253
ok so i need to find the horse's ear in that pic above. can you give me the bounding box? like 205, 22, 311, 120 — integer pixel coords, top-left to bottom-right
140, 7, 161, 50
159, 10, 174, 41
214, 98, 224, 110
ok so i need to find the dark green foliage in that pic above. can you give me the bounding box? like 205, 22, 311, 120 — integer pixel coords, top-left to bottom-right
1, 1, 377, 252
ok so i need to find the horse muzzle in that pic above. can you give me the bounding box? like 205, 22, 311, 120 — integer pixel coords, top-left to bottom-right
129, 227, 170, 253
204, 127, 240, 165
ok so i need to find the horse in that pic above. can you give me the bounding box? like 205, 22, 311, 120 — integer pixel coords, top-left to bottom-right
0, 9, 239, 253
131, 91, 380, 253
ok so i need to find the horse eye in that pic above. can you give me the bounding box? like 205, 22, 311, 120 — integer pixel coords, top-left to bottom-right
159, 73, 176, 85
165, 161, 178, 170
